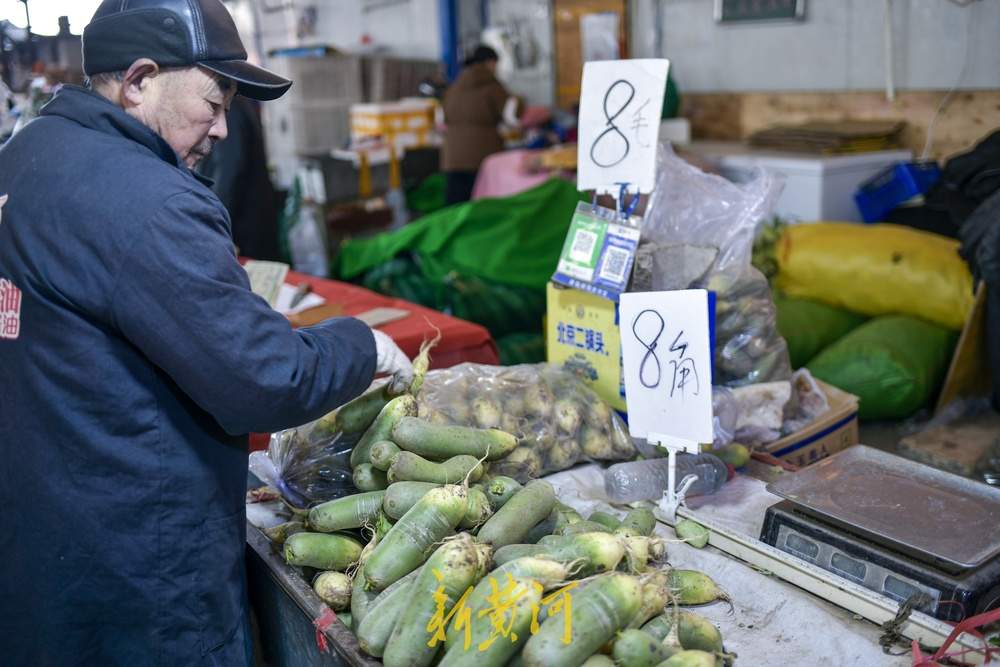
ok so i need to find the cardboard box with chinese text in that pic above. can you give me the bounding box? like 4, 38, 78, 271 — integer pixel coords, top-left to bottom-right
545, 282, 626, 412
761, 380, 859, 467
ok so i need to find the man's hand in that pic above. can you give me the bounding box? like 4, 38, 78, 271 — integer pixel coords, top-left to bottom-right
371, 329, 414, 383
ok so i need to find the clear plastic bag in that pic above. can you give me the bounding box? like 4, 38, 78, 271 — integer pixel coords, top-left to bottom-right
416, 363, 636, 482
248, 382, 394, 508
642, 144, 791, 387
781, 369, 831, 435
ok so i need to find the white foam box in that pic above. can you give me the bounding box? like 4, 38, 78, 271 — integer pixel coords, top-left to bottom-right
687, 141, 912, 222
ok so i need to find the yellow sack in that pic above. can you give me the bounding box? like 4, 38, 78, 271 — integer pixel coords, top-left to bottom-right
774, 223, 974, 330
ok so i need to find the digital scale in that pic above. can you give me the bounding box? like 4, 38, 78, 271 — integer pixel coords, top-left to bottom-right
760, 446, 1000, 622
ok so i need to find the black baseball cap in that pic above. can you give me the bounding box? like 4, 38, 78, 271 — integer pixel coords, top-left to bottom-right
83, 0, 292, 101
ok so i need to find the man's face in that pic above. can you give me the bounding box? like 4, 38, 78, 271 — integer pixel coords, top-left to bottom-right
139, 67, 237, 168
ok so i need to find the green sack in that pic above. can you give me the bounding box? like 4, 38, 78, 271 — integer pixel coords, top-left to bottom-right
807, 315, 957, 421
334, 178, 586, 291
774, 293, 868, 368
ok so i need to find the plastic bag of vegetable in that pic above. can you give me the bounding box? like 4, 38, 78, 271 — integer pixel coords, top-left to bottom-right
415, 363, 636, 482
641, 144, 791, 387
249, 377, 409, 508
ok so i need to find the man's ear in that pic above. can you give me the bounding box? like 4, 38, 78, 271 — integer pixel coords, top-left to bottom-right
121, 59, 161, 108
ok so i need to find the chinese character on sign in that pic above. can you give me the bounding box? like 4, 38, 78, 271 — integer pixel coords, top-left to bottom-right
668, 330, 700, 398
630, 98, 652, 147
566, 324, 577, 347
594, 331, 606, 356
557, 322, 567, 345
0, 278, 22, 340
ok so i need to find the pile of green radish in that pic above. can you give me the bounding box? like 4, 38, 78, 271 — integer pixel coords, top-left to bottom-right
262, 341, 736, 665
268, 479, 735, 666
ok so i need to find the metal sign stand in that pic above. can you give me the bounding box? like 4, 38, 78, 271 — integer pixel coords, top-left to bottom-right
648, 433, 701, 522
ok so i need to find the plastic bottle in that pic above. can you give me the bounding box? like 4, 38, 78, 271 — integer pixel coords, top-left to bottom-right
603, 452, 730, 503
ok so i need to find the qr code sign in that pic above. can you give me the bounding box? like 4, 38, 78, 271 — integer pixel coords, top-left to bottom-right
0, 278, 22, 340
569, 229, 599, 264
598, 246, 632, 284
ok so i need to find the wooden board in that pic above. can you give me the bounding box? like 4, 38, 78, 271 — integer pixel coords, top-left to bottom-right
553, 0, 628, 109
936, 282, 992, 413
897, 413, 1000, 477
680, 89, 1000, 160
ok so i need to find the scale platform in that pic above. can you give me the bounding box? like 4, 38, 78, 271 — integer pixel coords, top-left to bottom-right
762, 446, 1000, 621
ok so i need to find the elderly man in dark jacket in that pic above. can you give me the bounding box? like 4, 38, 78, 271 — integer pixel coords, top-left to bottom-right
0, 1, 412, 665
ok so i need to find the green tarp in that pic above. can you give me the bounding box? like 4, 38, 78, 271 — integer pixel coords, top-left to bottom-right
334, 178, 586, 291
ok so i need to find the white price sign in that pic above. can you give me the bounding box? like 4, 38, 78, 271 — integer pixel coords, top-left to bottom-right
577, 59, 670, 194
620, 290, 714, 444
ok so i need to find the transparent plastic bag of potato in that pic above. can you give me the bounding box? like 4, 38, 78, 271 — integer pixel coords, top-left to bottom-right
416, 363, 635, 482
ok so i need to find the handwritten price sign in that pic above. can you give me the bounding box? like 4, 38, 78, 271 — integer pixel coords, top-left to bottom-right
577, 59, 670, 193
620, 290, 714, 444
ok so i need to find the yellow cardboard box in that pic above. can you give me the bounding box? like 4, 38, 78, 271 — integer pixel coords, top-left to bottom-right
545, 282, 626, 411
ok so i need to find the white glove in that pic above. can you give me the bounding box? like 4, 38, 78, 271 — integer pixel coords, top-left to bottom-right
371, 329, 414, 384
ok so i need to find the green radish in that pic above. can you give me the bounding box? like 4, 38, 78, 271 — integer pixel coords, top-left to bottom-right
387, 452, 484, 484
383, 534, 485, 667
493, 532, 625, 577
351, 539, 379, 625
521, 573, 642, 666
668, 570, 731, 606
373, 511, 394, 542
523, 509, 559, 544
437, 576, 541, 667
714, 443, 750, 468
559, 520, 612, 536
263, 520, 305, 545
334, 380, 409, 436
383, 481, 440, 519
537, 534, 564, 546
308, 491, 385, 533
363, 484, 468, 591
477, 479, 556, 548
351, 395, 418, 468
354, 463, 388, 491
283, 532, 364, 571
616, 508, 657, 538
642, 612, 725, 653
628, 571, 671, 629
356, 568, 422, 657
313, 571, 352, 611
483, 475, 523, 509
623, 536, 668, 574
675, 520, 710, 549
443, 557, 571, 652
656, 650, 719, 667
370, 440, 402, 471
613, 629, 671, 667
391, 417, 519, 461
407, 333, 440, 397
338, 612, 353, 630
581, 656, 616, 667
459, 487, 493, 529
588, 511, 621, 531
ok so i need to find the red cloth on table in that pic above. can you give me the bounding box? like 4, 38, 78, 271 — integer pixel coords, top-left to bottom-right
248, 269, 498, 451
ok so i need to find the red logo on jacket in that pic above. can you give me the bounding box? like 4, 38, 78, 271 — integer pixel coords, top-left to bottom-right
0, 278, 21, 340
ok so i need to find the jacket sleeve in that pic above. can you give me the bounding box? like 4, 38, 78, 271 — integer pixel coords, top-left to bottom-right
110, 189, 377, 436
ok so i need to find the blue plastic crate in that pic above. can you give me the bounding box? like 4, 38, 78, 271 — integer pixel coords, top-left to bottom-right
854, 161, 942, 223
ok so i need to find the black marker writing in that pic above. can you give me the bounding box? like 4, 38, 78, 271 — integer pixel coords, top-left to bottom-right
632, 309, 664, 389
589, 79, 635, 168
